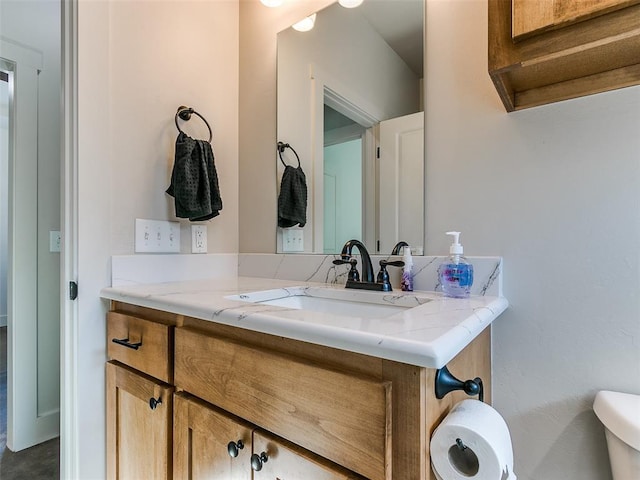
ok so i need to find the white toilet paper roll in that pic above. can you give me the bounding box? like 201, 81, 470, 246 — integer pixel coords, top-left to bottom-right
430, 399, 516, 480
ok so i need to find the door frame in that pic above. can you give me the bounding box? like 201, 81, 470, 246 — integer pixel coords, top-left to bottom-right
310, 64, 380, 254
60, 0, 79, 477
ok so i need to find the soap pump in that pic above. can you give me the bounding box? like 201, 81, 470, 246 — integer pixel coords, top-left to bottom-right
401, 246, 413, 292
438, 231, 474, 298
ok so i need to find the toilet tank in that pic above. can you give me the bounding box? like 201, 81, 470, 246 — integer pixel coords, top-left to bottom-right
593, 391, 640, 480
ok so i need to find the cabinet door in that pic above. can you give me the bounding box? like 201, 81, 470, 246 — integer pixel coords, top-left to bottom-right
174, 393, 253, 480
106, 361, 174, 480
251, 430, 366, 480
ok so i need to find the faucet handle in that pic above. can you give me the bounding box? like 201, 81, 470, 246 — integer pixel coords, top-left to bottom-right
376, 260, 405, 291
380, 260, 404, 268
333, 257, 360, 282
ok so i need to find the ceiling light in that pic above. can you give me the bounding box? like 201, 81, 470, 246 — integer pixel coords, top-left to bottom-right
260, 0, 283, 7
292, 13, 316, 32
338, 0, 363, 8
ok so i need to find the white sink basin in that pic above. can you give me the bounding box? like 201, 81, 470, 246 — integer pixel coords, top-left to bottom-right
227, 286, 431, 319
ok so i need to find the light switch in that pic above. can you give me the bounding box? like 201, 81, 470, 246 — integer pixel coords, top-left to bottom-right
282, 228, 304, 252
135, 219, 181, 253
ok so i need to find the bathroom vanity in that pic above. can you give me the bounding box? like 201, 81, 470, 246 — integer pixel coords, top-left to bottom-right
102, 277, 507, 480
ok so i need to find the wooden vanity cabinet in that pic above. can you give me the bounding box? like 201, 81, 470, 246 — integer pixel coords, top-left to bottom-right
488, 0, 640, 111
106, 301, 491, 480
174, 393, 366, 479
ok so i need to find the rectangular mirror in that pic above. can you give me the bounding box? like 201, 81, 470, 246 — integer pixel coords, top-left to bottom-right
276, 0, 424, 255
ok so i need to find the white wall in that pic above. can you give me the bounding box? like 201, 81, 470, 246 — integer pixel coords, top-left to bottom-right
108, 3, 239, 254
424, 1, 640, 479
239, 0, 334, 253
1, 0, 61, 418
239, 1, 640, 479
77, 1, 239, 476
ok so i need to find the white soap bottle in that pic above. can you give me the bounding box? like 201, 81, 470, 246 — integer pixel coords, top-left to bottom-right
438, 231, 474, 298
401, 246, 413, 292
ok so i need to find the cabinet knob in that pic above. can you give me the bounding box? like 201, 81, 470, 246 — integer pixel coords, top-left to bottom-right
149, 397, 162, 410
250, 452, 268, 471
227, 440, 244, 458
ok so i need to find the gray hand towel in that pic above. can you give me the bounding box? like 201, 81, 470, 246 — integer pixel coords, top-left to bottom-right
278, 165, 307, 228
166, 132, 222, 221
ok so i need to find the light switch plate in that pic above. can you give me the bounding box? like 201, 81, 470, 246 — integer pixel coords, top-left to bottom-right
282, 228, 304, 252
135, 219, 181, 253
49, 231, 61, 253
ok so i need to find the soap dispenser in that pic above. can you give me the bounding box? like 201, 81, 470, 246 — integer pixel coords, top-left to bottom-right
401, 246, 413, 292
438, 231, 474, 298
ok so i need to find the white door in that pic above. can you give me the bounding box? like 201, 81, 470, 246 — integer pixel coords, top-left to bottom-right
323, 138, 363, 254
378, 112, 424, 254
1, 38, 59, 452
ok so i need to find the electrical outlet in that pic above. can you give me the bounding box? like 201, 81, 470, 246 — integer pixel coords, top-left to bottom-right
282, 228, 304, 252
49, 231, 61, 253
191, 225, 207, 253
135, 219, 181, 253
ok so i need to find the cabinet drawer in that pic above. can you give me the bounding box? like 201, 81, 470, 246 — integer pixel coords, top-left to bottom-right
107, 312, 173, 383
175, 327, 390, 480
253, 430, 367, 480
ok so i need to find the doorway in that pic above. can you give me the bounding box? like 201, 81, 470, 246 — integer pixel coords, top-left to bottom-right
0, 0, 62, 473
323, 104, 365, 254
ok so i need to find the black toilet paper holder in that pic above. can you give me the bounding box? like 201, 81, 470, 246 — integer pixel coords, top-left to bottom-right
434, 365, 484, 402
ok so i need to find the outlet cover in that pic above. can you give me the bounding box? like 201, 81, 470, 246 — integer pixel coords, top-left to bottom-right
135, 219, 181, 253
191, 225, 208, 253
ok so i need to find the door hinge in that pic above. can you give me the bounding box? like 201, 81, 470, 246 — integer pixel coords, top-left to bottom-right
376, 146, 380, 158
69, 281, 78, 300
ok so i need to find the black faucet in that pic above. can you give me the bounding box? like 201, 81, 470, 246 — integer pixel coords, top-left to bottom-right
336, 239, 375, 283
333, 239, 404, 291
391, 241, 409, 256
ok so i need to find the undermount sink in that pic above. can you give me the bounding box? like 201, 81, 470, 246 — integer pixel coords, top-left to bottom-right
227, 286, 431, 319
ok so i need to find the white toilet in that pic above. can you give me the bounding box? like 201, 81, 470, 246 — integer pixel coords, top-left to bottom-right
593, 391, 640, 480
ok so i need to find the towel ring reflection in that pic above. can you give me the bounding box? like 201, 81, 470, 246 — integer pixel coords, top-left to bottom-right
175, 106, 213, 143
277, 141, 301, 168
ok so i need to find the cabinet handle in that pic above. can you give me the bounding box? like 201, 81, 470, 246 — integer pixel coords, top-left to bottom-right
227, 440, 244, 458
149, 397, 162, 410
250, 452, 268, 471
112, 338, 142, 350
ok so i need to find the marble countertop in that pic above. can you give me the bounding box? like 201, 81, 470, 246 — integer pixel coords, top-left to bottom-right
101, 276, 508, 369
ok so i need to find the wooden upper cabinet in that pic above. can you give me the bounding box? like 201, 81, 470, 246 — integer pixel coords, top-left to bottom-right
512, 0, 640, 41
488, 0, 640, 111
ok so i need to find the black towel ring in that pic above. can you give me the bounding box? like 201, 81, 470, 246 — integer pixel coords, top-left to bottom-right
175, 106, 213, 143
277, 141, 301, 168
